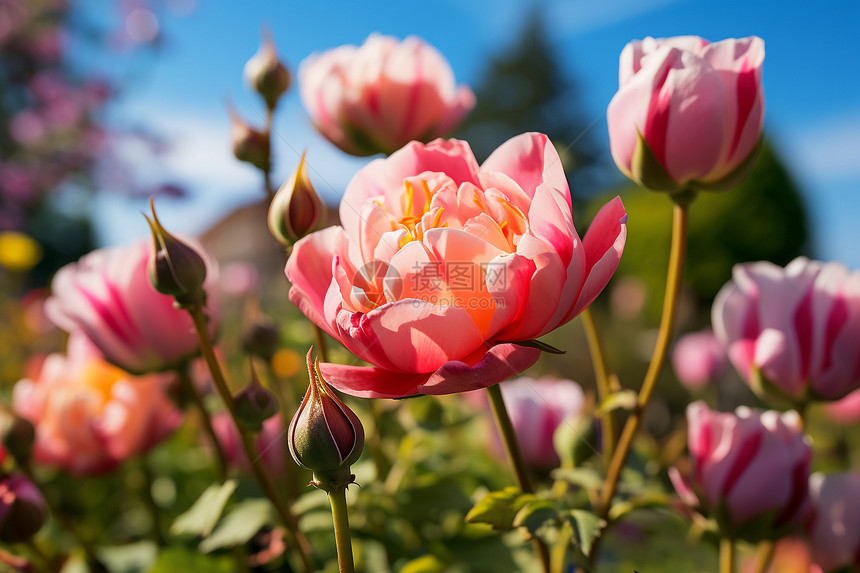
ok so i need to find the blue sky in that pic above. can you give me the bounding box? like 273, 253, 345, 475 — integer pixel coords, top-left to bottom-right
86, 0, 860, 267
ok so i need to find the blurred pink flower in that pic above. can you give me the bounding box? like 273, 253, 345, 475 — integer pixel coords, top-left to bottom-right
741, 537, 816, 573
210, 412, 288, 479
808, 472, 860, 573
286, 133, 627, 398
46, 239, 219, 374
713, 257, 860, 402
608, 36, 764, 191
825, 389, 860, 425
671, 401, 810, 541
13, 332, 182, 475
671, 329, 728, 390
299, 33, 475, 156
499, 376, 585, 469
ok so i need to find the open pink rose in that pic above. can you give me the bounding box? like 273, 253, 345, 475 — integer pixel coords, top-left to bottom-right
12, 332, 182, 475
808, 472, 860, 573
46, 239, 218, 374
286, 132, 627, 398
299, 33, 475, 156
608, 36, 764, 192
713, 257, 860, 402
671, 401, 810, 541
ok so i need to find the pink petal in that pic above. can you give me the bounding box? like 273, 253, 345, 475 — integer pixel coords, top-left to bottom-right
481, 132, 569, 203
286, 227, 345, 337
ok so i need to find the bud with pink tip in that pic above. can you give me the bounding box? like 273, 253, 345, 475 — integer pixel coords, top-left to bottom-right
145, 198, 208, 305
234, 362, 279, 432
245, 29, 292, 110
670, 401, 810, 541
808, 472, 860, 573
289, 349, 364, 491
0, 473, 46, 544
229, 106, 270, 171
268, 151, 326, 247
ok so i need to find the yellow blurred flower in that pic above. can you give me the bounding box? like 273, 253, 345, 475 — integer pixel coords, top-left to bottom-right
0, 232, 43, 272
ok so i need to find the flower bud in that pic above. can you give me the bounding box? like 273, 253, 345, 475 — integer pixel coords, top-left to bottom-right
234, 362, 279, 432
0, 405, 34, 465
244, 29, 292, 110
288, 349, 364, 490
0, 473, 47, 544
241, 313, 280, 362
145, 198, 208, 305
229, 106, 270, 171
268, 151, 325, 247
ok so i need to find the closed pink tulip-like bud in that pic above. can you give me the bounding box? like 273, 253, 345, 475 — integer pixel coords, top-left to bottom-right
289, 349, 364, 490
285, 133, 627, 398
299, 33, 475, 156
713, 257, 860, 404
211, 412, 289, 479
608, 36, 764, 194
671, 329, 728, 390
0, 473, 46, 544
268, 151, 326, 247
146, 198, 208, 305
673, 401, 810, 541
244, 28, 292, 110
808, 472, 860, 573
45, 239, 218, 375
12, 332, 182, 476
229, 106, 270, 171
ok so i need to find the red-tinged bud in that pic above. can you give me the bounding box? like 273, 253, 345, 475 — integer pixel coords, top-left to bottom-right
288, 349, 364, 491
241, 312, 280, 362
268, 151, 326, 247
234, 361, 279, 432
229, 106, 270, 171
245, 28, 292, 110
145, 198, 208, 306
0, 406, 34, 465
0, 473, 46, 543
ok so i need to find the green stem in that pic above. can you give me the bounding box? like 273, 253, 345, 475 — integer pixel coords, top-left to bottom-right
751, 540, 775, 573
263, 107, 276, 199
328, 487, 355, 573
599, 201, 689, 515
186, 304, 315, 573
720, 538, 736, 573
580, 307, 616, 463
138, 456, 164, 546
24, 539, 56, 572
177, 364, 229, 480
486, 384, 551, 573
313, 324, 329, 363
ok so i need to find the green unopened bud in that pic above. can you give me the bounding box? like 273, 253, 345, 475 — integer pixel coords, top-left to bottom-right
268, 151, 326, 247
229, 106, 270, 171
244, 28, 292, 110
234, 362, 279, 432
0, 406, 34, 465
289, 349, 364, 490
145, 198, 208, 305
0, 473, 46, 543
242, 312, 280, 362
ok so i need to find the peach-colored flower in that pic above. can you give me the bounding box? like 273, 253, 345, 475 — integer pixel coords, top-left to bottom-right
12, 332, 181, 475
286, 133, 626, 398
299, 33, 474, 156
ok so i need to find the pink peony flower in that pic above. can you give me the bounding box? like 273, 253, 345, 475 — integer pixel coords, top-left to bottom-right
12, 332, 182, 475
607, 36, 764, 192
286, 133, 627, 398
299, 33, 475, 156
808, 472, 860, 573
713, 257, 860, 403
499, 376, 585, 469
670, 401, 810, 541
210, 412, 288, 479
671, 329, 728, 390
45, 239, 218, 374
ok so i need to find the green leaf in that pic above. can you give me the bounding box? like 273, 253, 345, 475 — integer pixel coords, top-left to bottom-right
567, 509, 606, 558
596, 389, 638, 415
512, 500, 559, 539
550, 467, 604, 491
608, 491, 670, 522
399, 554, 448, 573
170, 480, 237, 537
149, 547, 234, 573
199, 499, 275, 553
465, 487, 534, 530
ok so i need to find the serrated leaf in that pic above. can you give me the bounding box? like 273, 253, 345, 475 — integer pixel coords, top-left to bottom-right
465, 487, 534, 530
596, 390, 638, 415
149, 547, 234, 573
513, 500, 559, 539
567, 509, 606, 558
399, 554, 447, 573
550, 467, 604, 491
199, 499, 275, 553
170, 480, 237, 537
